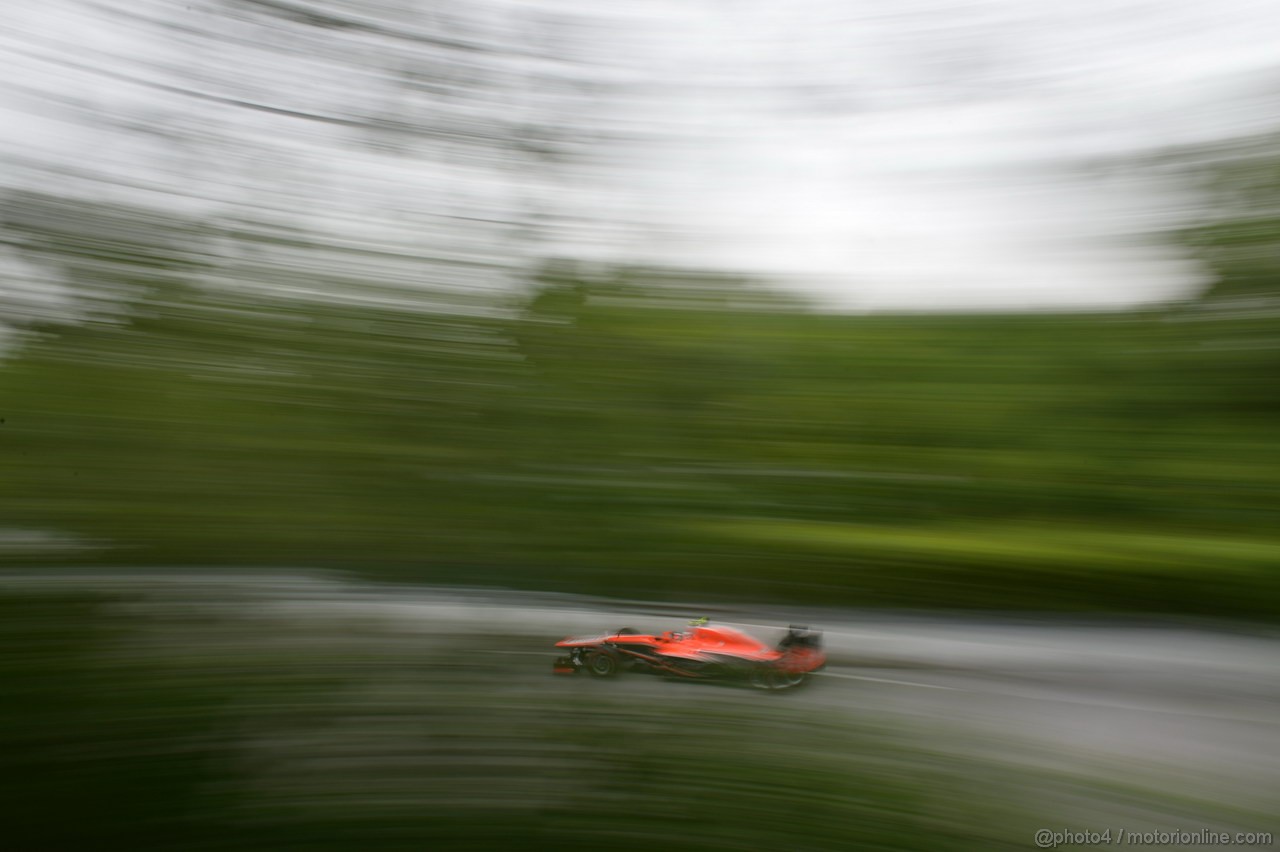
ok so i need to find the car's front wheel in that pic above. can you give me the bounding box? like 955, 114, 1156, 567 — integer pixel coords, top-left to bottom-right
586, 650, 619, 677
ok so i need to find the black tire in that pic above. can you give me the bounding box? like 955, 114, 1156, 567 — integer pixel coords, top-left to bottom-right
586, 650, 619, 677
776, 670, 808, 689
748, 666, 805, 691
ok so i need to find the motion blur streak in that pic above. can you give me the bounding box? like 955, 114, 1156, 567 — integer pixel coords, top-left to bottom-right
2, 0, 1280, 850
2, 578, 1276, 851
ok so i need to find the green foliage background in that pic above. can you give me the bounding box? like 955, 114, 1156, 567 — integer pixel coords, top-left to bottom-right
1, 210, 1277, 616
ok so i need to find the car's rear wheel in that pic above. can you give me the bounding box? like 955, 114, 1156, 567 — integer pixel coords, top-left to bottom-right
749, 666, 805, 690
586, 651, 619, 677
776, 670, 808, 689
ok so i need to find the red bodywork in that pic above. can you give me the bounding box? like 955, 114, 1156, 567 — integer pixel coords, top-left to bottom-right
553, 623, 825, 689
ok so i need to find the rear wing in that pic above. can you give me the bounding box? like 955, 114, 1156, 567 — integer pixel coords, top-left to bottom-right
778, 625, 822, 650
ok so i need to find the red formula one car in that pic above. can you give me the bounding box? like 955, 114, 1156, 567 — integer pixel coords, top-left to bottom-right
553, 619, 825, 690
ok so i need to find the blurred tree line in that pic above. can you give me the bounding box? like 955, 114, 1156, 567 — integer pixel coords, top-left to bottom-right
0, 171, 1279, 617
1179, 131, 1280, 308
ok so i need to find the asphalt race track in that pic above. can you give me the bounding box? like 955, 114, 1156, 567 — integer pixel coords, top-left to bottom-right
6, 571, 1278, 842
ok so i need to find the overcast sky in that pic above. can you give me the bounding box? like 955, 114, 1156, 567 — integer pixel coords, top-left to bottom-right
3, 0, 1280, 312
